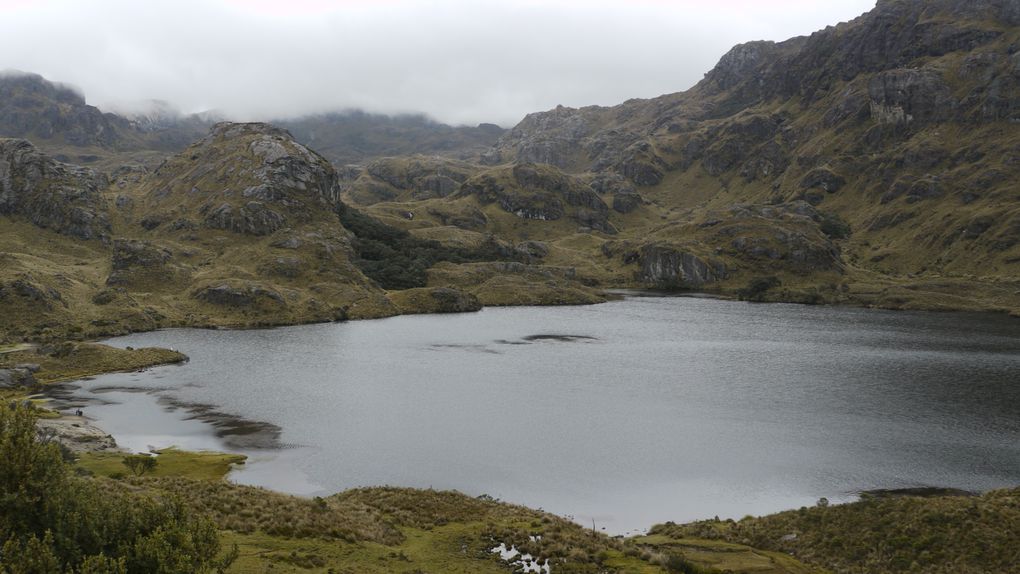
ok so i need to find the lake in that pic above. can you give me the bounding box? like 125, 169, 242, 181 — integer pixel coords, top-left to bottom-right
58, 294, 1020, 534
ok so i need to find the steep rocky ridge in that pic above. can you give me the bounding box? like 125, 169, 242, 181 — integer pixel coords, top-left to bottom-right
0, 138, 110, 240
0, 123, 597, 343
3, 0, 1019, 336
0, 71, 128, 149
0, 123, 390, 342
345, 0, 1020, 313
278, 111, 505, 166
0, 73, 506, 173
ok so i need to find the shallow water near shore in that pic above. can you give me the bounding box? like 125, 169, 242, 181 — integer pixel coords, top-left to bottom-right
64, 294, 1020, 533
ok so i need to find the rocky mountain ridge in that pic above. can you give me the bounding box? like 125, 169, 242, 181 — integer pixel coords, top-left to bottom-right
2, 0, 1019, 345
340, 0, 1019, 312
0, 71, 506, 171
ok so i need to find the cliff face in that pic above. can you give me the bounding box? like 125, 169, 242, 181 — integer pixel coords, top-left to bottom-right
0, 72, 127, 149
0, 138, 110, 240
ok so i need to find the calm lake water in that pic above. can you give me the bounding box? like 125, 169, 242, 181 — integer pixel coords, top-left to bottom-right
61, 295, 1020, 533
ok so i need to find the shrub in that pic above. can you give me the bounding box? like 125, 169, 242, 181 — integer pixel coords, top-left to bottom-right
0, 404, 230, 573
737, 276, 781, 302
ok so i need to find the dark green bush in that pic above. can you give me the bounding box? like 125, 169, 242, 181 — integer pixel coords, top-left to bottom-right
737, 276, 781, 302
0, 404, 231, 573
338, 207, 519, 289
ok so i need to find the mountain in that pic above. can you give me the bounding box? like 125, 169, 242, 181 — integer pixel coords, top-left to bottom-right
0, 121, 599, 343
2, 0, 1019, 345
0, 71, 135, 154
346, 0, 1020, 313
277, 111, 505, 166
0, 73, 506, 170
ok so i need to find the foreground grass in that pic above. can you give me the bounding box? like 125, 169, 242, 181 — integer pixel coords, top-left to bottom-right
78, 448, 247, 481
122, 479, 669, 573
652, 488, 1020, 574
33, 442, 1020, 574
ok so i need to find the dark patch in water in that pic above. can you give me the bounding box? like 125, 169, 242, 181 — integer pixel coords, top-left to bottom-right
39, 383, 114, 409
155, 396, 283, 450
90, 385, 172, 394
521, 334, 598, 343
493, 339, 531, 345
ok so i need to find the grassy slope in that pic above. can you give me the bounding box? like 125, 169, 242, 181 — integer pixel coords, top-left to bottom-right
344, 17, 1020, 316
651, 489, 1020, 574
79, 463, 1020, 574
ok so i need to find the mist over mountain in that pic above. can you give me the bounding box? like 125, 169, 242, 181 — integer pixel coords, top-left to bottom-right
0, 0, 877, 126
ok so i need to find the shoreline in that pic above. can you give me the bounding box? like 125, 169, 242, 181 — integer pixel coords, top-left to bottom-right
9, 295, 1020, 542
4, 278, 1018, 349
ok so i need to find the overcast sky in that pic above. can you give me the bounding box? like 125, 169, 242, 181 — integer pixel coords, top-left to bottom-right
0, 0, 876, 127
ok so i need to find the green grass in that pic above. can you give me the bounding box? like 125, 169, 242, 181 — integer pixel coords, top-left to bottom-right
633, 535, 824, 574
77, 448, 247, 481
220, 524, 512, 574
0, 342, 187, 384
652, 487, 1020, 574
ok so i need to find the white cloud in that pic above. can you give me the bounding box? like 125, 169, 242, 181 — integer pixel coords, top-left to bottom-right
0, 0, 876, 126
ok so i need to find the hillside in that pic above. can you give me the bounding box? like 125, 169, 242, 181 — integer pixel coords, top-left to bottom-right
278, 111, 505, 166
3, 0, 1020, 346
0, 72, 506, 170
344, 0, 1020, 314
0, 120, 600, 343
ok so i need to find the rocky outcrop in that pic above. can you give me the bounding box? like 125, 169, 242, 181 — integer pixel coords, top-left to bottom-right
106, 239, 176, 287
612, 192, 643, 214
637, 246, 727, 288
36, 416, 118, 453
194, 283, 285, 308
0, 72, 126, 148
139, 123, 347, 236
0, 276, 64, 312
0, 139, 110, 240
799, 167, 846, 200
709, 203, 845, 273
343, 156, 478, 205
868, 67, 955, 125
0, 367, 36, 388
202, 201, 287, 236
459, 163, 615, 233
389, 286, 482, 315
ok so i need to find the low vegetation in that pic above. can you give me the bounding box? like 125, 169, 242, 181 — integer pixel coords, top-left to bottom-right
0, 342, 186, 384
77, 449, 246, 482
0, 403, 234, 573
651, 490, 1020, 574
338, 205, 520, 289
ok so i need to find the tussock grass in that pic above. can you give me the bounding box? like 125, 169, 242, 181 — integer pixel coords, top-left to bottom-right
651, 488, 1020, 574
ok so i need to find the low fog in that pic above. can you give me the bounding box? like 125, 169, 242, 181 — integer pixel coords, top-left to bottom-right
0, 0, 876, 126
